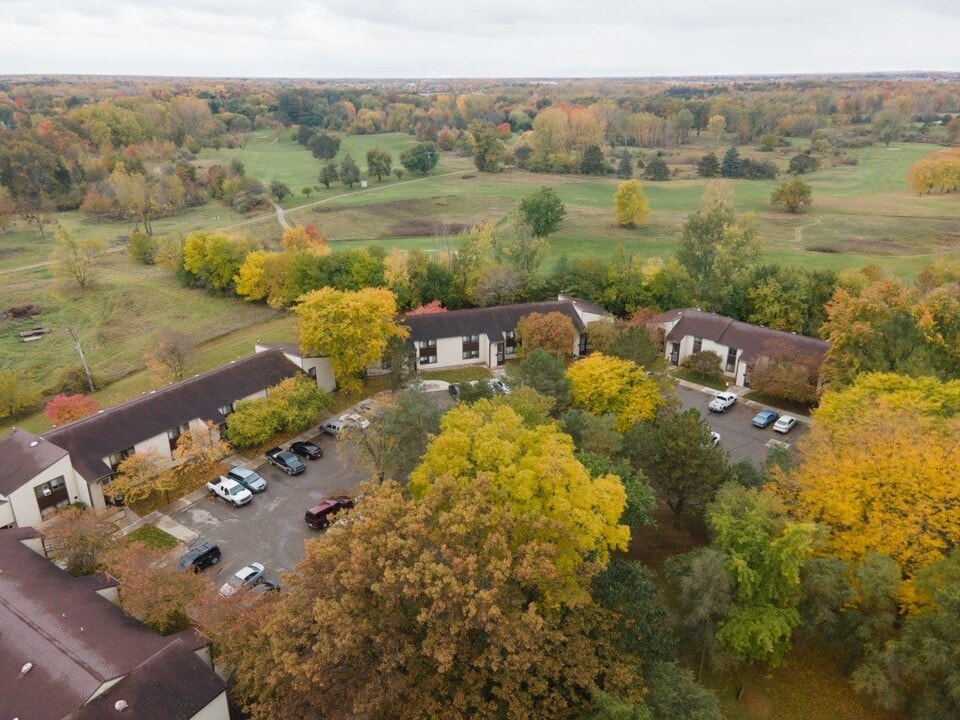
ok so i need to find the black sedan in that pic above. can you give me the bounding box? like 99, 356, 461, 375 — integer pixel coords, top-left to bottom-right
290, 440, 323, 460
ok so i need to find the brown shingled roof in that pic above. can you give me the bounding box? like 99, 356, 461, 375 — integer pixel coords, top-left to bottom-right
664, 309, 828, 363
70, 639, 226, 720
0, 428, 69, 496
0, 528, 179, 720
402, 300, 588, 342
41, 349, 303, 484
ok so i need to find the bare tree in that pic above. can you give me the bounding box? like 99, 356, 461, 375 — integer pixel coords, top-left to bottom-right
146, 330, 195, 386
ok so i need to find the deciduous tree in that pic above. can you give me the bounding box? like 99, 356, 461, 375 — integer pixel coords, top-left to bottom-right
613, 179, 650, 228
516, 186, 566, 239
567, 352, 664, 432
365, 146, 393, 181
400, 141, 439, 175
515, 310, 578, 359
145, 330, 194, 386
294, 287, 407, 392
50, 227, 103, 289
409, 401, 629, 606
339, 154, 361, 188
318, 161, 339, 188
770, 178, 812, 213
44, 393, 100, 425
43, 506, 118, 576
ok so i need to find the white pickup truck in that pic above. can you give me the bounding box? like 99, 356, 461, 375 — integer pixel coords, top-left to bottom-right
708, 391, 737, 413
206, 476, 253, 507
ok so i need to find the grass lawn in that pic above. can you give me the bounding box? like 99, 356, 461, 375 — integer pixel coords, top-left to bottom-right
419, 366, 494, 384
674, 369, 728, 391
125, 525, 178, 551
700, 643, 907, 720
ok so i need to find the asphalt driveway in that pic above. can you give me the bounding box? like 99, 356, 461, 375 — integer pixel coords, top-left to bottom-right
173, 430, 365, 588
675, 385, 808, 466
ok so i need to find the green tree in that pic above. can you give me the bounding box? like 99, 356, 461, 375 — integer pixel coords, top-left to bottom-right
872, 107, 906, 147
580, 144, 607, 175
788, 152, 820, 175
616, 150, 633, 179
516, 186, 566, 239
720, 147, 743, 178
50, 227, 104, 289
697, 153, 720, 178
366, 146, 393, 181
707, 483, 816, 667
309, 131, 341, 159
269, 180, 291, 201
613, 179, 650, 228
399, 141, 439, 175
380, 384, 444, 481
504, 347, 573, 416
294, 287, 407, 392
622, 409, 732, 528
128, 228, 157, 264
468, 120, 507, 172
339, 154, 361, 188
644, 156, 670, 181
771, 178, 812, 213
318, 162, 339, 188
383, 334, 416, 392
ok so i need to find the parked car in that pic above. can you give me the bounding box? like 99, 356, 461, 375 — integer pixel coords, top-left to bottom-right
321, 418, 345, 436
340, 412, 370, 430
448, 383, 461, 397
305, 496, 355, 530
708, 392, 737, 413
290, 440, 323, 460
773, 415, 797, 434
219, 562, 266, 597
226, 466, 267, 493
265, 447, 306, 475
249, 579, 281, 596
490, 379, 511, 395
751, 409, 780, 428
177, 540, 221, 572
206, 476, 253, 507
709, 431, 721, 448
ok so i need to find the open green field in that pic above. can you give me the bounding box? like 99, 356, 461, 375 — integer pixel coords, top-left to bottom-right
1, 131, 959, 429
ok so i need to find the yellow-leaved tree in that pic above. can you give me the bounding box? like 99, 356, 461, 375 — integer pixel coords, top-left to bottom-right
775, 373, 960, 577
294, 287, 407, 392
409, 399, 629, 608
566, 352, 664, 431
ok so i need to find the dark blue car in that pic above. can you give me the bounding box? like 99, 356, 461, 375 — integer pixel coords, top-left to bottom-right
751, 409, 780, 428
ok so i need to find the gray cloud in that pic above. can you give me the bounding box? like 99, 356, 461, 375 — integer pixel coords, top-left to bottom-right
0, 0, 956, 77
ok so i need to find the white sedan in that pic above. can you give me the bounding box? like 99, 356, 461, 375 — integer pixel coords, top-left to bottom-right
219, 562, 265, 597
773, 415, 797, 434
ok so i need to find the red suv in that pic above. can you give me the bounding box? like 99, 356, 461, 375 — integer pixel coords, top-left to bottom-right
304, 496, 354, 529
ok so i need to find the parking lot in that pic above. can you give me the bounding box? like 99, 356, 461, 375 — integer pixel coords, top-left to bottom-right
172, 384, 798, 588
675, 385, 808, 465
174, 430, 365, 588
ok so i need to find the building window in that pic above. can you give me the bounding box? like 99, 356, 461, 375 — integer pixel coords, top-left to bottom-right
693, 337, 702, 354
218, 403, 235, 417
462, 334, 479, 359
725, 347, 737, 374
418, 339, 437, 365
167, 422, 190, 451
108, 447, 136, 472
34, 476, 65, 500
505, 330, 516, 354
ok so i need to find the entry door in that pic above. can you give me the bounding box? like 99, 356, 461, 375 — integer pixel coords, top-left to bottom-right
670, 342, 680, 365
496, 342, 505, 365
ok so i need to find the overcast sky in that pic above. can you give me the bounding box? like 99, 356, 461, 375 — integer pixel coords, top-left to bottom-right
0, 0, 957, 78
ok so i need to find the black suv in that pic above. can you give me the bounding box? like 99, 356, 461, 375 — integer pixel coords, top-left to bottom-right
177, 541, 221, 572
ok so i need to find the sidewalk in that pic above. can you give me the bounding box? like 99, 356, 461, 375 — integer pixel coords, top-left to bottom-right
672, 376, 813, 425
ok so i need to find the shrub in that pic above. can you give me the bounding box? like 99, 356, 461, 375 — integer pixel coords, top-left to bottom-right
681, 350, 723, 382
226, 375, 330, 447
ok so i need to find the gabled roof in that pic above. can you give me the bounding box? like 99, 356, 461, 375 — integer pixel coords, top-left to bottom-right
663, 309, 829, 363
70, 639, 226, 720
402, 300, 589, 342
0, 528, 185, 720
0, 428, 69, 496
41, 349, 303, 483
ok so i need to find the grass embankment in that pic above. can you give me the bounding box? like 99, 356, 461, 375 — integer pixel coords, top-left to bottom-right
125, 524, 179, 550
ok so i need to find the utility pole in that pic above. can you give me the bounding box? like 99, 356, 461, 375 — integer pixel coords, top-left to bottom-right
66, 327, 95, 394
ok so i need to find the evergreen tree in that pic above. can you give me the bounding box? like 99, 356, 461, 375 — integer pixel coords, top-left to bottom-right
580, 144, 607, 175
720, 147, 743, 178
616, 150, 633, 179
645, 156, 670, 181
697, 153, 720, 178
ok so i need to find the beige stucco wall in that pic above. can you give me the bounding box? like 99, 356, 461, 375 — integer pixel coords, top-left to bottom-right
5, 454, 83, 528
0, 500, 14, 527
421, 335, 490, 370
